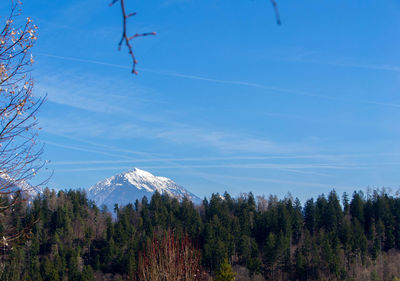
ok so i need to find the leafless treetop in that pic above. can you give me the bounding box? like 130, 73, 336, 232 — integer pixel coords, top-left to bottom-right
0, 0, 45, 244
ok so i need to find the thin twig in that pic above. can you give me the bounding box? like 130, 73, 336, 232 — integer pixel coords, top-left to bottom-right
270, 0, 281, 25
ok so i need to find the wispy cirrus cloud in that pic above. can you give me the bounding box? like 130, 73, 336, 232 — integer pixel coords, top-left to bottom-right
42, 115, 311, 155
44, 141, 134, 159
205, 174, 346, 189
36, 77, 129, 114
54, 163, 368, 172
50, 165, 344, 190
46, 154, 360, 166
34, 65, 162, 116
43, 131, 167, 158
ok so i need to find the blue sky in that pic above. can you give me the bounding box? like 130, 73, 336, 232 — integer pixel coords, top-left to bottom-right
2, 0, 400, 202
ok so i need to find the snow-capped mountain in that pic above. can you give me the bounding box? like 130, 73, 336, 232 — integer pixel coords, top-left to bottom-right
0, 174, 41, 200
87, 168, 201, 210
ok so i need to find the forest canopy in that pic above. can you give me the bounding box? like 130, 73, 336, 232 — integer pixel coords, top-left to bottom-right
2, 188, 400, 281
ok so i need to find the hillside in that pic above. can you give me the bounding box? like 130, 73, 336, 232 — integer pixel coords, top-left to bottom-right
2, 188, 400, 280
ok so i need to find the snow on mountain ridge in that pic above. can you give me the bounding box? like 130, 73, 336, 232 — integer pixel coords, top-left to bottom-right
87, 168, 201, 210
0, 174, 41, 200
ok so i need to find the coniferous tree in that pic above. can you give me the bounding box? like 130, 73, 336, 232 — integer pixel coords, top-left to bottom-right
215, 258, 236, 281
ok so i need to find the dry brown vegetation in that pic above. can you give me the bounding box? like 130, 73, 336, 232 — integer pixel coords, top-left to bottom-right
137, 229, 210, 281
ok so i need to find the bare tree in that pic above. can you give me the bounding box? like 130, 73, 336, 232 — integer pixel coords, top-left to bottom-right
110, 0, 280, 75
137, 229, 208, 281
0, 0, 45, 246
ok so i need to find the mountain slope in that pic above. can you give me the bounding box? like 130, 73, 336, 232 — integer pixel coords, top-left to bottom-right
0, 174, 41, 200
87, 168, 201, 210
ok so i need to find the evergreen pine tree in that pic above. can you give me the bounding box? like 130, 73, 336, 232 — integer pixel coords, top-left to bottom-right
215, 258, 236, 281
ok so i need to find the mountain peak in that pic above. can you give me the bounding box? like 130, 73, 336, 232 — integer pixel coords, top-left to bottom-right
87, 168, 201, 210
126, 167, 151, 177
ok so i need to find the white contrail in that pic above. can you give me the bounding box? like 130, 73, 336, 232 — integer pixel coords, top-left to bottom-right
35, 53, 336, 100
44, 141, 133, 159
53, 166, 337, 189
48, 151, 400, 166
289, 58, 400, 72
35, 52, 131, 70
45, 132, 167, 157
54, 163, 370, 172
210, 174, 345, 189
35, 52, 400, 109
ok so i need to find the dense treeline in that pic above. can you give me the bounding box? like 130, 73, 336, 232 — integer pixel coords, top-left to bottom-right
2, 188, 400, 280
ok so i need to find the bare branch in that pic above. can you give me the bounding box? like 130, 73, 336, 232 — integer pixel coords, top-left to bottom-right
110, 0, 156, 74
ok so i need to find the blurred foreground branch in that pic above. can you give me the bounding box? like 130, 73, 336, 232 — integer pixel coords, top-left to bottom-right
109, 0, 156, 75
111, 0, 280, 75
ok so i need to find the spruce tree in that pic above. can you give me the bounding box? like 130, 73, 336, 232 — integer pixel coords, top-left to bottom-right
215, 258, 236, 281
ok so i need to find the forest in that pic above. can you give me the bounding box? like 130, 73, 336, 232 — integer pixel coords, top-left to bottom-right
1, 188, 400, 281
